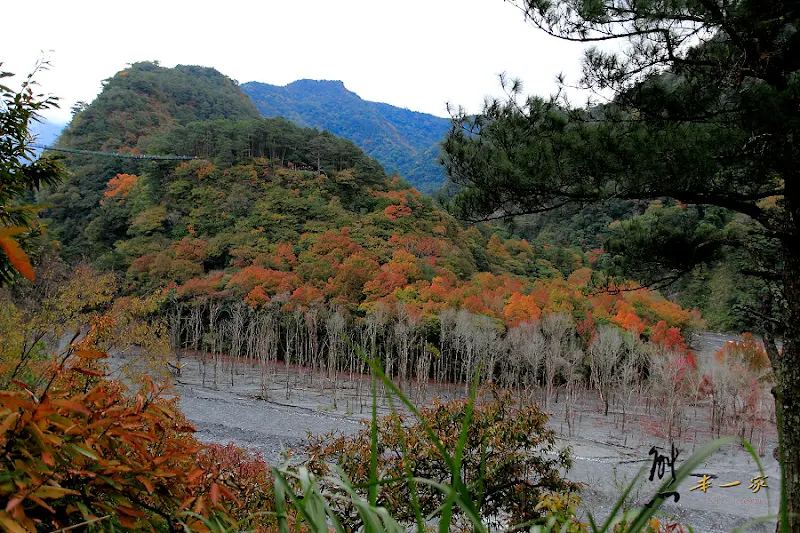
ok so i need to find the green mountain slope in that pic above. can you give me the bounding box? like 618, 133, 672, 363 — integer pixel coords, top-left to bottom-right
241, 80, 450, 193
63, 61, 260, 152
42, 62, 261, 257
81, 118, 488, 303
35, 63, 579, 318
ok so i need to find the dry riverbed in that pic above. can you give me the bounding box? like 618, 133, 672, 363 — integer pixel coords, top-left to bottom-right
109, 332, 779, 533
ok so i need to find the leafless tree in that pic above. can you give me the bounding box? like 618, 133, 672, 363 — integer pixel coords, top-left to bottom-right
589, 326, 625, 416
617, 330, 647, 440
560, 343, 585, 436
648, 348, 697, 444
325, 308, 347, 407
541, 313, 573, 407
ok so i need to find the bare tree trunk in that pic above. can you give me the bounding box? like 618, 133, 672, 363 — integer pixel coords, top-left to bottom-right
325, 309, 346, 408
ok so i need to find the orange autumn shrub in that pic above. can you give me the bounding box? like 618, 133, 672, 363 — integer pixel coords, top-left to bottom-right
197, 443, 279, 532
0, 334, 287, 532
0, 348, 239, 531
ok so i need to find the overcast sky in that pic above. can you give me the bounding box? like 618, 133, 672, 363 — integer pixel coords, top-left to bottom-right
5, 0, 593, 124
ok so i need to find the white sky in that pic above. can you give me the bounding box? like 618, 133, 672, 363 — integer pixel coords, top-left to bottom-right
4, 0, 592, 124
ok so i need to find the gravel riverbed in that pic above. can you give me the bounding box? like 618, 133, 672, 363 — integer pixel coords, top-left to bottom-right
109, 332, 779, 533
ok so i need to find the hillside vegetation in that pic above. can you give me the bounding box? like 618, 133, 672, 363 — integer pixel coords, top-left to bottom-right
41, 61, 260, 257
32, 65, 704, 410
39, 62, 700, 322
64, 61, 260, 153
242, 80, 450, 193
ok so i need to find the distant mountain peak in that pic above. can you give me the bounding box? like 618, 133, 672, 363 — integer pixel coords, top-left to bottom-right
242, 80, 449, 192
243, 79, 350, 93
288, 79, 347, 88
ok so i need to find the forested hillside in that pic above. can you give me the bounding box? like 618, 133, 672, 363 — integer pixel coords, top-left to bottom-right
36, 63, 701, 394
241, 80, 450, 193
64, 61, 260, 152
506, 201, 760, 332
55, 120, 701, 398
41, 61, 261, 257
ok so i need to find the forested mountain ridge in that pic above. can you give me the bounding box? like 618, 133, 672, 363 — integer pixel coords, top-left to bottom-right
38, 62, 700, 363
241, 80, 450, 193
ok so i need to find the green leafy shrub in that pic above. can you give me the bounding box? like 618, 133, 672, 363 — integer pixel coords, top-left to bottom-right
305, 388, 576, 531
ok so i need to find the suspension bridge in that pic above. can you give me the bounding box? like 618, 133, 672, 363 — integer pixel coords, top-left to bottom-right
32, 144, 199, 161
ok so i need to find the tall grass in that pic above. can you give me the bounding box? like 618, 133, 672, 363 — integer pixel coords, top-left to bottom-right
262, 346, 787, 533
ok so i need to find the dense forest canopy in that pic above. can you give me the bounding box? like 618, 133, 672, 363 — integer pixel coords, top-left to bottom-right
64, 61, 260, 153
40, 61, 261, 257
507, 199, 763, 331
